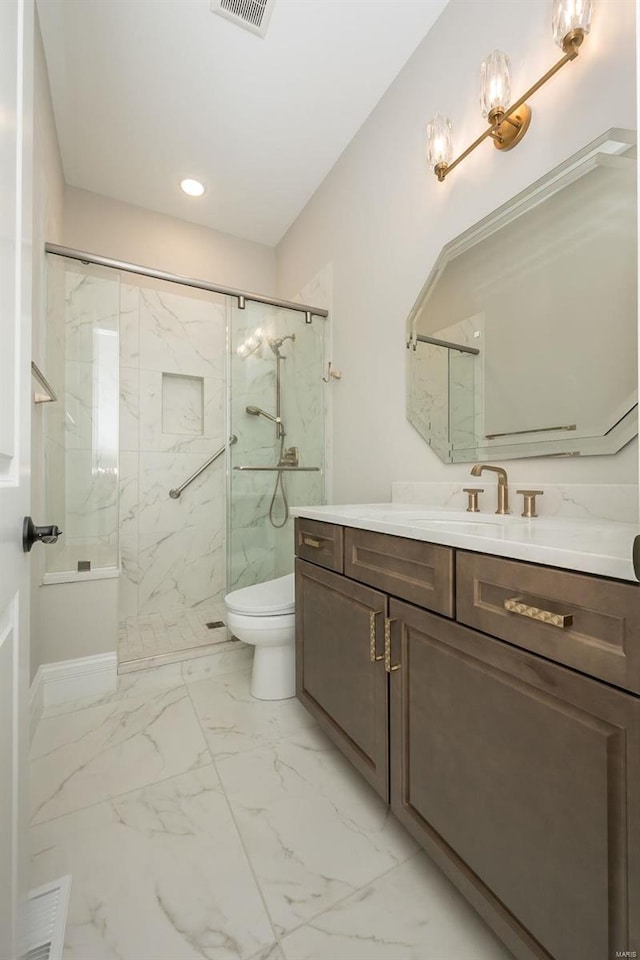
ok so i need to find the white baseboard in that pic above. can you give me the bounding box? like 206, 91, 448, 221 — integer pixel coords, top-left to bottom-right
30, 652, 117, 728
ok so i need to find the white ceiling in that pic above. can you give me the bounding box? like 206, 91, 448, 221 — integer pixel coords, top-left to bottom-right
37, 0, 448, 246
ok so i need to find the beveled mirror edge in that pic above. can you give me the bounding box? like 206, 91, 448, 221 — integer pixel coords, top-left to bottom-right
407, 370, 637, 463
406, 126, 637, 463
406, 127, 636, 345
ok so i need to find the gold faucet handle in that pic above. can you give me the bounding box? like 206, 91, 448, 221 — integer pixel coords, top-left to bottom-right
517, 489, 544, 518
463, 488, 484, 513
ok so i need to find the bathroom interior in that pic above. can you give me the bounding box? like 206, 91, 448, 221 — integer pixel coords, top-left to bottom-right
12, 0, 639, 957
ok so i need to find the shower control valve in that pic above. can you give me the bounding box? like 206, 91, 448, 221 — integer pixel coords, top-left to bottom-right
278, 446, 299, 468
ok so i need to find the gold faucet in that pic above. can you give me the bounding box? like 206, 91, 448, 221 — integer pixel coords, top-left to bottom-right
470, 464, 510, 514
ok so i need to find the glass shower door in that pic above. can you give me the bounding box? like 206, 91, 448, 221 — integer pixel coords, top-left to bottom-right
228, 300, 325, 591
44, 255, 120, 575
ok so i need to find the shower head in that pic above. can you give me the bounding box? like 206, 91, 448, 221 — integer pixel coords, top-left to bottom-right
245, 405, 279, 424
268, 333, 295, 357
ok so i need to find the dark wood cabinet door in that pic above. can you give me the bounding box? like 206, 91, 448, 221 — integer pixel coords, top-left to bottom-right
389, 599, 640, 960
295, 559, 389, 800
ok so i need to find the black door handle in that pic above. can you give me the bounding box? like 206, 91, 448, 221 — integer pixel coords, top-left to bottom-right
23, 516, 63, 553
634, 535, 640, 581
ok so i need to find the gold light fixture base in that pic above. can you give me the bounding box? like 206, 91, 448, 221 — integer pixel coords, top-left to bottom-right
489, 104, 532, 151
562, 28, 585, 59
434, 162, 449, 182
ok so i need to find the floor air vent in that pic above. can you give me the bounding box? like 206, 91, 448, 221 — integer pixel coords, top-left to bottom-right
25, 876, 71, 960
210, 0, 276, 37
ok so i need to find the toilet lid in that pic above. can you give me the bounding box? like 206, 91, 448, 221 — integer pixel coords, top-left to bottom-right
225, 573, 295, 617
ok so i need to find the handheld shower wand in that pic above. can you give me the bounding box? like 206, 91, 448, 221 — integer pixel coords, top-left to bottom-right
245, 405, 280, 426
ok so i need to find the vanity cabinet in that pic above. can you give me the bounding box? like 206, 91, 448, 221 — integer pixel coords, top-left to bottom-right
295, 559, 389, 799
390, 600, 639, 960
295, 519, 640, 960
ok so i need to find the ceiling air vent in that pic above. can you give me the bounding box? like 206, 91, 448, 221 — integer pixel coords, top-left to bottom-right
210, 0, 276, 38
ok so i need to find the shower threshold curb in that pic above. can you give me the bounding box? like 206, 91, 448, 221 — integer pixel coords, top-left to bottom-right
117, 635, 241, 674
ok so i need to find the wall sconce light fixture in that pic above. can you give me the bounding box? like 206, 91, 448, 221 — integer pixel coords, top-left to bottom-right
427, 0, 594, 182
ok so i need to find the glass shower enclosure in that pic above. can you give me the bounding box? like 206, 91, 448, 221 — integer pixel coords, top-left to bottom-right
41, 249, 326, 665
228, 300, 325, 591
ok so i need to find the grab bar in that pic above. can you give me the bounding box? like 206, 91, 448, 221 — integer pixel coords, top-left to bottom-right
233, 466, 320, 472
169, 435, 237, 499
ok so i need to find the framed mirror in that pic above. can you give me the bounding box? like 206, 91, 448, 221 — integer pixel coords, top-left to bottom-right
406, 128, 637, 463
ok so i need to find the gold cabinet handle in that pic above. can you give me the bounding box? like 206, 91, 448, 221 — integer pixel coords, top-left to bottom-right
302, 536, 324, 549
369, 611, 383, 662
504, 596, 572, 629
384, 617, 400, 673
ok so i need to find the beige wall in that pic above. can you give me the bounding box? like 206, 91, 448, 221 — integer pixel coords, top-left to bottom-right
64, 187, 276, 296
31, 12, 65, 678
276, 0, 638, 503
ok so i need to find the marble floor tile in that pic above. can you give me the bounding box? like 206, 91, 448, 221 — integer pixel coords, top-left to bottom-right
42, 661, 186, 718
216, 726, 418, 936
279, 852, 514, 960
251, 945, 284, 960
30, 765, 275, 960
182, 644, 253, 683
187, 668, 316, 759
31, 684, 209, 824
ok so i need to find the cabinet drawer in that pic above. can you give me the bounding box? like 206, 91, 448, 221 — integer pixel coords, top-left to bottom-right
457, 550, 640, 693
344, 528, 454, 617
295, 518, 343, 573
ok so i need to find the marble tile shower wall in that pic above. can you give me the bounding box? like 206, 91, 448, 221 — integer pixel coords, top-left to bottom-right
273, 266, 330, 576
119, 282, 227, 620
45, 265, 120, 574
229, 304, 282, 591
229, 283, 326, 591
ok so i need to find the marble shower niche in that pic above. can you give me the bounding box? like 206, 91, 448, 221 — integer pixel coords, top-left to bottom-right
161, 373, 205, 436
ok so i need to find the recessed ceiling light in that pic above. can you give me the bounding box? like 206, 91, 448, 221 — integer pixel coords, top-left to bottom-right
180, 178, 205, 197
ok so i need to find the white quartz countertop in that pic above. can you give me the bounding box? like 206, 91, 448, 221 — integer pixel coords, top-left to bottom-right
291, 503, 640, 583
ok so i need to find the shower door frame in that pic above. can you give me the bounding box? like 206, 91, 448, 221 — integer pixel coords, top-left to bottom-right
45, 242, 329, 605
44, 244, 329, 320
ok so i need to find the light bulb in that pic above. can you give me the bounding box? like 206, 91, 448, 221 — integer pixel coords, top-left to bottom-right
552, 0, 593, 51
426, 114, 453, 176
180, 178, 205, 197
480, 50, 511, 120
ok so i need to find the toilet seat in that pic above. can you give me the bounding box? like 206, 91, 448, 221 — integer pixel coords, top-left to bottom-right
225, 573, 294, 617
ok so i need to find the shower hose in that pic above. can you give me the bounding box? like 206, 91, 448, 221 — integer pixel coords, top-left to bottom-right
268, 437, 289, 529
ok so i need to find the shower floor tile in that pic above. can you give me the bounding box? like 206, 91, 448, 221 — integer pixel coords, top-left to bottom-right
118, 602, 232, 673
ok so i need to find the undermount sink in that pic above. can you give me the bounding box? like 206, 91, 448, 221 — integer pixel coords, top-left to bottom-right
389, 510, 528, 526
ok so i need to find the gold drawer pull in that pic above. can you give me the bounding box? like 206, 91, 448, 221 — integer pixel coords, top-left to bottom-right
384, 617, 400, 673
504, 597, 573, 629
302, 536, 324, 549
369, 611, 383, 662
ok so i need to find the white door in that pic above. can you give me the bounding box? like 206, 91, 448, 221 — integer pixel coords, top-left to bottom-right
0, 0, 34, 956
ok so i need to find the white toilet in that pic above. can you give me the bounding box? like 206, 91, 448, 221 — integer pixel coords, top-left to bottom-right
224, 574, 296, 700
